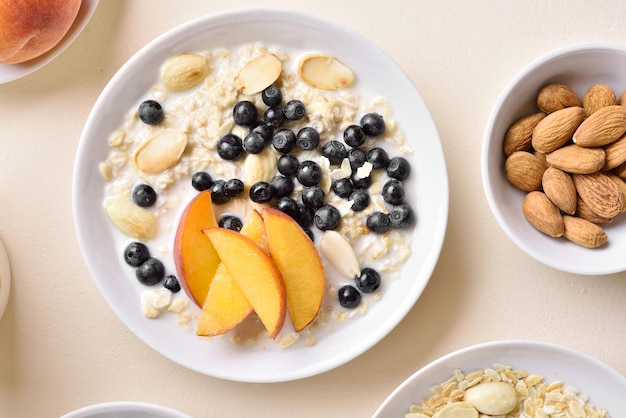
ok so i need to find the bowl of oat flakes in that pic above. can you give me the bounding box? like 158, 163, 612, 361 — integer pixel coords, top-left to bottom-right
72, 8, 448, 382
373, 340, 626, 417
482, 43, 626, 275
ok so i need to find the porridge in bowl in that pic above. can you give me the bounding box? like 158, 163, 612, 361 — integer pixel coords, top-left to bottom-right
99, 43, 416, 347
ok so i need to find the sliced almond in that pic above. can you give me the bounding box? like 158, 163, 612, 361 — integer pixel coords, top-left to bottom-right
160, 53, 209, 92
235, 53, 282, 95
104, 197, 158, 241
432, 402, 478, 418
133, 129, 188, 174
319, 230, 360, 279
298, 54, 354, 90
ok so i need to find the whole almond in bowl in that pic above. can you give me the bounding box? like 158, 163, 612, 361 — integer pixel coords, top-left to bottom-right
482, 43, 626, 274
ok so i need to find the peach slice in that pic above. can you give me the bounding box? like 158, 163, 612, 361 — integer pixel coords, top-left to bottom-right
261, 208, 325, 331
197, 210, 268, 337
173, 191, 221, 306
203, 227, 286, 339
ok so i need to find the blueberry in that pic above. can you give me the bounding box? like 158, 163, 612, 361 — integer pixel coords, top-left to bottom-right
350, 171, 372, 189
124, 242, 150, 267
249, 122, 274, 144
271, 175, 294, 198
277, 154, 300, 177
217, 134, 244, 161
132, 184, 157, 207
314, 204, 341, 231
303, 227, 315, 242
262, 85, 283, 107
366, 212, 392, 233
136, 257, 165, 286
249, 181, 274, 203
163, 275, 181, 293
272, 128, 296, 154
355, 268, 381, 293
224, 178, 244, 198
349, 189, 370, 212
296, 160, 323, 187
367, 147, 390, 169
296, 127, 320, 151
301, 186, 325, 209
321, 141, 348, 165
389, 203, 415, 229
387, 156, 411, 181
338, 285, 361, 308
348, 148, 367, 171
332, 178, 354, 199
263, 106, 285, 128
210, 179, 229, 204
275, 196, 299, 220
297, 203, 315, 227
243, 132, 266, 154
138, 100, 163, 125
382, 179, 405, 205
191, 171, 213, 191
219, 214, 243, 232
343, 125, 366, 148
284, 99, 306, 120
360, 112, 385, 136
233, 100, 258, 126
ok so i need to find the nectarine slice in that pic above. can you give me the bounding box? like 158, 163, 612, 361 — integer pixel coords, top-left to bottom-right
173, 191, 221, 306
203, 227, 286, 339
197, 210, 268, 337
261, 208, 325, 331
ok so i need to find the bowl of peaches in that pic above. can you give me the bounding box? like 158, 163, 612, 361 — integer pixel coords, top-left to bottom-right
72, 8, 448, 382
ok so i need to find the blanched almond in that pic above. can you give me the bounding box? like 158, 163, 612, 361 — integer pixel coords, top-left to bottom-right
133, 129, 188, 174
298, 54, 354, 90
542, 167, 577, 214
104, 197, 158, 241
537, 83, 581, 114
242, 148, 277, 186
522, 191, 564, 237
504, 151, 545, 192
573, 105, 626, 147
235, 53, 282, 95
503, 112, 545, 156
464, 382, 518, 415
319, 230, 360, 279
563, 215, 608, 248
160, 53, 209, 91
545, 144, 605, 174
573, 172, 623, 218
531, 106, 585, 153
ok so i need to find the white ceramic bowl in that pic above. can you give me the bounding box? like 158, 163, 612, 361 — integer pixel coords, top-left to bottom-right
373, 340, 626, 417
0, 237, 11, 321
482, 43, 626, 275
60, 402, 191, 418
73, 8, 448, 382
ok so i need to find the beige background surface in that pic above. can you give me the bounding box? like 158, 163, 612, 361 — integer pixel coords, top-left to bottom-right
1, 1, 626, 417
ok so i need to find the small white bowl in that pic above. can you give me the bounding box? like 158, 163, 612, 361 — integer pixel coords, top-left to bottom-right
373, 340, 626, 417
60, 402, 191, 418
482, 43, 626, 275
0, 237, 10, 321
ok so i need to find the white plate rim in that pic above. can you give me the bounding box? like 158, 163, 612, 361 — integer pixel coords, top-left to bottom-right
0, 0, 100, 84
59, 401, 191, 418
72, 7, 449, 383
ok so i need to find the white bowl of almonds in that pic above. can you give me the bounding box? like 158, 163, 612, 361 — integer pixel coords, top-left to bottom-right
373, 340, 626, 417
482, 43, 626, 275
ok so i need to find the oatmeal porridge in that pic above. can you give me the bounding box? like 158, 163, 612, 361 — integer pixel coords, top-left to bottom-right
99, 43, 416, 348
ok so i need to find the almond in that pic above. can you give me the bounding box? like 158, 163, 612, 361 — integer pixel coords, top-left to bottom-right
160, 53, 209, 92
133, 129, 188, 174
536, 83, 581, 114
545, 144, 605, 174
531, 106, 585, 153
542, 167, 577, 214
319, 230, 360, 279
504, 151, 545, 192
503, 112, 545, 156
613, 161, 626, 180
104, 197, 158, 241
572, 105, 626, 147
562, 215, 608, 248
235, 53, 283, 95
582, 83, 617, 116
619, 89, 626, 106
576, 197, 613, 224
573, 172, 624, 218
298, 54, 354, 90
605, 173, 626, 214
602, 134, 626, 170
522, 191, 564, 237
